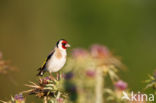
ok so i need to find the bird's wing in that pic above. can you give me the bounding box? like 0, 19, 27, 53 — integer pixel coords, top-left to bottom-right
45, 50, 54, 62
38, 50, 55, 71
37, 48, 56, 76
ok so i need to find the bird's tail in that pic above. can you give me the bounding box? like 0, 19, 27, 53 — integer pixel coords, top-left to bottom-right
37, 67, 45, 76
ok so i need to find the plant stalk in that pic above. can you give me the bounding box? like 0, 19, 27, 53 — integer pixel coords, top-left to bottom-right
95, 69, 104, 103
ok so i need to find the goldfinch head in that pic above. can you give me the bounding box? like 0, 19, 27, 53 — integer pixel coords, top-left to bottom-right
56, 39, 70, 50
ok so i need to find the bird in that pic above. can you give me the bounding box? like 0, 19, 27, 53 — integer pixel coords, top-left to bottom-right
37, 39, 70, 76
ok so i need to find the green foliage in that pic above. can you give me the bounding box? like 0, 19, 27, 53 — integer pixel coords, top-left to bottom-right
145, 71, 156, 95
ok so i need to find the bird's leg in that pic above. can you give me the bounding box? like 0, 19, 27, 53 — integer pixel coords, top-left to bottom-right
60, 72, 64, 79
57, 72, 63, 80
56, 72, 59, 80
49, 73, 55, 80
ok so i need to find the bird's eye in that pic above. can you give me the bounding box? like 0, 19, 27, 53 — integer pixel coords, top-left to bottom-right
62, 43, 66, 46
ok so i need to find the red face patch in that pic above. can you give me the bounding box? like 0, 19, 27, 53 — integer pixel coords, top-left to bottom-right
62, 40, 68, 49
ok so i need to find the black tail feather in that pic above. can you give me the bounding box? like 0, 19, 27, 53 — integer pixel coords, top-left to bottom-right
37, 68, 45, 76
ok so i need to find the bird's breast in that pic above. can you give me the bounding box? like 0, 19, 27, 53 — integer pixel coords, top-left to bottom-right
47, 55, 66, 73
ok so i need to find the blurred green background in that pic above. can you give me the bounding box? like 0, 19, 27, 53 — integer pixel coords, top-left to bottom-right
0, 0, 156, 102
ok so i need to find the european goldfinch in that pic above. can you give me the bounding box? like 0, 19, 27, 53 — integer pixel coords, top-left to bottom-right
37, 39, 70, 76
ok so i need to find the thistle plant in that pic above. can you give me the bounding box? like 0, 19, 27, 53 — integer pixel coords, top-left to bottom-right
104, 80, 129, 103
145, 70, 156, 94
1, 44, 129, 103
63, 44, 126, 103
0, 94, 25, 103
23, 76, 68, 103
0, 51, 16, 74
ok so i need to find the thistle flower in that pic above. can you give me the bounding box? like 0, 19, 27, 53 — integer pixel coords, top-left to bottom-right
115, 80, 128, 91
90, 44, 111, 58
2, 44, 127, 103
57, 98, 64, 103
0, 94, 25, 103
70, 85, 77, 92
23, 76, 67, 102
14, 94, 25, 102
64, 72, 74, 80
71, 48, 88, 59
86, 69, 96, 78
39, 76, 52, 85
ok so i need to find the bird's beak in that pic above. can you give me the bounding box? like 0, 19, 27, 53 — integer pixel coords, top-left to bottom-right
65, 43, 70, 48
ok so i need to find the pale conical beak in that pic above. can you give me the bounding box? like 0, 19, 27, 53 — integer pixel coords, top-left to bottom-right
65, 43, 70, 48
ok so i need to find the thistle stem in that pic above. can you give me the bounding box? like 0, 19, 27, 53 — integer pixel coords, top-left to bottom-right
44, 96, 48, 103
95, 69, 104, 103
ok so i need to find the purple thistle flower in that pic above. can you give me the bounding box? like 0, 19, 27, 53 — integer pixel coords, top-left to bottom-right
57, 98, 64, 103
14, 94, 24, 101
45, 76, 51, 80
64, 72, 74, 80
71, 48, 88, 58
70, 85, 77, 92
90, 44, 111, 58
115, 80, 128, 91
86, 69, 96, 78
39, 76, 52, 84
